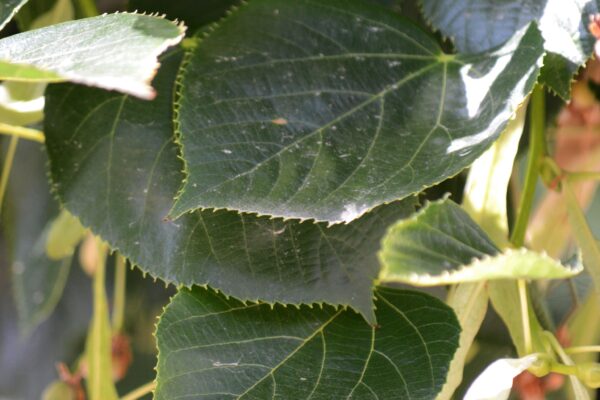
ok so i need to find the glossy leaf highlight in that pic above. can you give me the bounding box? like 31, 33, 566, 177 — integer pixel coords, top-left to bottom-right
170, 0, 544, 223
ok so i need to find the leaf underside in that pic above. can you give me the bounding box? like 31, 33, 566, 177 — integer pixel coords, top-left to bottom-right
44, 49, 416, 323
378, 199, 581, 285
169, 0, 544, 223
0, 13, 185, 98
155, 286, 461, 400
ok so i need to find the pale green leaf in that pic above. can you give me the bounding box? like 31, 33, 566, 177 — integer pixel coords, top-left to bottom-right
378, 199, 581, 285
0, 13, 185, 99
44, 50, 416, 323
436, 282, 487, 400
463, 105, 527, 247
155, 287, 461, 400
169, 0, 544, 223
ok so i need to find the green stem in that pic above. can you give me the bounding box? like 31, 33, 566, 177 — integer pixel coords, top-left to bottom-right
112, 255, 127, 332
518, 280, 533, 354
76, 0, 99, 18
120, 381, 156, 400
566, 171, 600, 183
0, 136, 19, 218
510, 85, 546, 247
0, 123, 44, 143
565, 345, 600, 354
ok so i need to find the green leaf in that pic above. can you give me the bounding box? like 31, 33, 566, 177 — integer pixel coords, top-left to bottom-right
27, 0, 73, 30
85, 239, 118, 400
420, 0, 599, 99
169, 0, 544, 223
378, 199, 581, 285
44, 50, 416, 323
128, 0, 239, 33
0, 0, 28, 31
2, 140, 71, 335
0, 13, 185, 99
155, 286, 461, 400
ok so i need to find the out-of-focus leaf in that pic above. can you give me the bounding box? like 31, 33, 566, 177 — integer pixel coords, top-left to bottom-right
2, 140, 71, 335
46, 209, 86, 260
564, 178, 600, 294
42, 380, 77, 400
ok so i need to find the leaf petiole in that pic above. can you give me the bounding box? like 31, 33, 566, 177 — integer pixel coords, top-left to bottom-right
0, 136, 19, 218
111, 255, 127, 332
0, 123, 44, 143
120, 381, 156, 400
511, 85, 546, 247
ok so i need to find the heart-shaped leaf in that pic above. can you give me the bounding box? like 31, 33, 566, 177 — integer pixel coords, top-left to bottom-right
155, 286, 461, 400
168, 0, 544, 223
44, 50, 416, 323
421, 0, 600, 99
0, 0, 28, 31
0, 13, 185, 98
378, 199, 581, 285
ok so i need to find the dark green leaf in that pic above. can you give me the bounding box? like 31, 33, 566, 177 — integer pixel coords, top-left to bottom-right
420, 0, 599, 99
169, 0, 544, 223
0, 13, 185, 99
378, 199, 581, 285
128, 0, 239, 33
2, 140, 71, 335
155, 286, 461, 400
0, 0, 28, 31
44, 50, 416, 323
